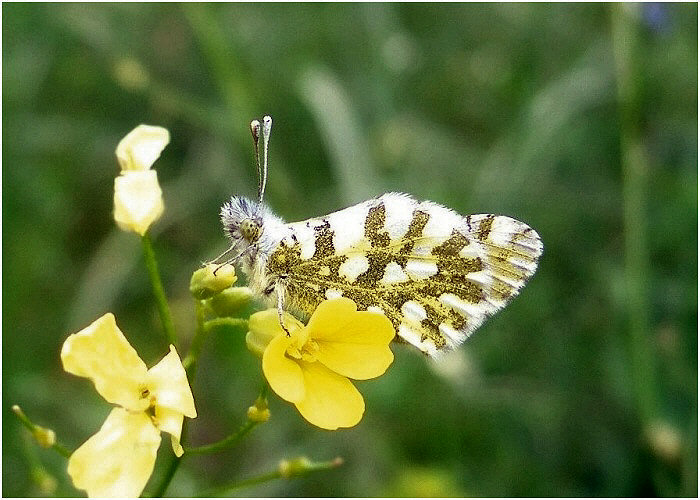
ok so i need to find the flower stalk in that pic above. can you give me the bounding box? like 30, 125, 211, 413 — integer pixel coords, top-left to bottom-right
185, 385, 269, 456
203, 456, 343, 497
142, 232, 178, 348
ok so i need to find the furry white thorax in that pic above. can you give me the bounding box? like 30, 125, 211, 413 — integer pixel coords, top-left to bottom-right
219, 195, 289, 299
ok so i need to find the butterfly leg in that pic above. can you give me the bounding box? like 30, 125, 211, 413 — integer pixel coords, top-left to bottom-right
276, 284, 291, 337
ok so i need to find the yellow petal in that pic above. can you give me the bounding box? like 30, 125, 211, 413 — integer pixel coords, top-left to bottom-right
262, 333, 305, 403
67, 407, 161, 498
305, 297, 358, 339
154, 405, 185, 457
247, 308, 304, 358
113, 170, 164, 236
116, 124, 169, 171
61, 313, 149, 412
294, 361, 365, 430
308, 299, 396, 379
146, 345, 196, 418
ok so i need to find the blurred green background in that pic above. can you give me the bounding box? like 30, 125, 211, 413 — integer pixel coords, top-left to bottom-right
3, 3, 697, 497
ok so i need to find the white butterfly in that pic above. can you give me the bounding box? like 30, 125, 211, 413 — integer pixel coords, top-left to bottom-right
215, 116, 542, 357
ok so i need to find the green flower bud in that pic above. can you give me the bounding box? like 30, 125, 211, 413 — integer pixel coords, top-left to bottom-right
278, 456, 312, 478
33, 425, 56, 448
209, 286, 253, 317
190, 264, 237, 300
247, 396, 271, 423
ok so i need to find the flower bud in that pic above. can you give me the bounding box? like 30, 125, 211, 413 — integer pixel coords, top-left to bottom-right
247, 396, 271, 423
33, 425, 56, 448
245, 330, 271, 359
278, 456, 312, 478
209, 286, 253, 317
189, 264, 237, 300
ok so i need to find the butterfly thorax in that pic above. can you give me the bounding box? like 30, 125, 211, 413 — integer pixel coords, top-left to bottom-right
220, 196, 289, 297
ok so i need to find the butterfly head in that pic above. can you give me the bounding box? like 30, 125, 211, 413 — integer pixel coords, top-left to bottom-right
220, 196, 264, 245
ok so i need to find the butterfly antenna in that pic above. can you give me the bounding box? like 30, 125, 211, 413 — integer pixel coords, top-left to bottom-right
259, 115, 272, 203
250, 119, 262, 202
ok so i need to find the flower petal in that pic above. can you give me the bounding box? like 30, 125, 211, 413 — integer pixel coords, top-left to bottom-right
308, 299, 396, 380
262, 333, 305, 403
305, 297, 358, 339
113, 170, 164, 236
61, 313, 149, 411
116, 124, 169, 171
146, 345, 196, 418
247, 308, 304, 358
294, 361, 365, 430
154, 405, 185, 457
67, 407, 161, 498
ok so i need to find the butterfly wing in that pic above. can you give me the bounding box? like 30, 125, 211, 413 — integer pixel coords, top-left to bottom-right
266, 193, 542, 356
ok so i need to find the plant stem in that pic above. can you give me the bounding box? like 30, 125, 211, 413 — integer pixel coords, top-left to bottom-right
182, 300, 208, 378
205, 470, 281, 496
147, 417, 189, 498
202, 457, 343, 497
149, 452, 182, 497
611, 2, 659, 427
141, 232, 178, 348
185, 383, 268, 456
185, 419, 258, 456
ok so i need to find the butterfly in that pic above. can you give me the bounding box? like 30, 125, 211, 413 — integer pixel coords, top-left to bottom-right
214, 116, 542, 357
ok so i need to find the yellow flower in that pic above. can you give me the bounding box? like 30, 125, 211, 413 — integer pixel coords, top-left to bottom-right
246, 298, 395, 430
113, 124, 168, 235
61, 313, 196, 498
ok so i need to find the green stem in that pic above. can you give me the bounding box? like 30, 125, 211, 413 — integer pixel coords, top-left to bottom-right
185, 383, 268, 456
141, 233, 178, 348
149, 444, 183, 497
182, 300, 208, 378
202, 457, 343, 497
185, 419, 259, 456
610, 3, 659, 426
205, 470, 281, 496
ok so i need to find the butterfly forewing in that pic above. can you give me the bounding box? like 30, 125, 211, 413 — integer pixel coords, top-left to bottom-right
264, 193, 542, 356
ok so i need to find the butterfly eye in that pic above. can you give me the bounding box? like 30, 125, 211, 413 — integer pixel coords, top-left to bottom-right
240, 218, 261, 242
